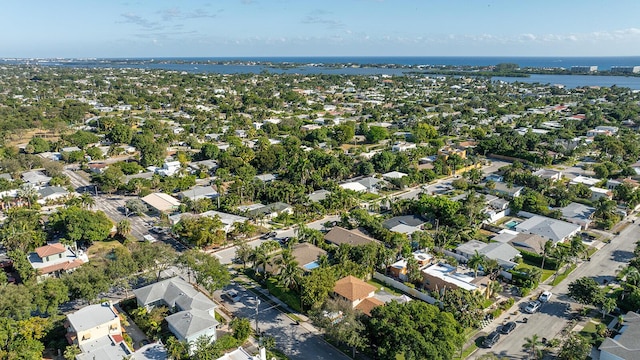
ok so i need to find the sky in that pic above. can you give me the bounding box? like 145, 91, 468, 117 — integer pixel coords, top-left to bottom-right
2, 0, 640, 58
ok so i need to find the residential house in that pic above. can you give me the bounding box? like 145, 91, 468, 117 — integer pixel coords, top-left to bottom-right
590, 186, 613, 201
21, 170, 51, 187
245, 202, 293, 220
455, 240, 520, 269
156, 161, 181, 177
570, 176, 601, 187
533, 169, 563, 182
515, 215, 581, 244
421, 263, 485, 293
254, 173, 277, 183
324, 227, 380, 247
488, 182, 524, 198
216, 347, 266, 360
130, 342, 169, 360
178, 186, 219, 202
170, 211, 248, 233
264, 243, 326, 274
87, 162, 109, 174
66, 302, 132, 360
391, 142, 417, 152
599, 311, 640, 360
333, 276, 384, 316
560, 202, 596, 229
492, 230, 547, 255
389, 251, 433, 281
438, 146, 467, 160
28, 243, 88, 282
382, 171, 408, 181
339, 181, 368, 193
141, 193, 181, 213
37, 186, 70, 204
356, 177, 386, 193
607, 178, 640, 191
382, 215, 425, 235
307, 189, 331, 203
133, 277, 219, 351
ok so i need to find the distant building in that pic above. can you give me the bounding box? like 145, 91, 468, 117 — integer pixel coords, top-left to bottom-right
610, 66, 640, 74
560, 202, 596, 230
571, 66, 598, 73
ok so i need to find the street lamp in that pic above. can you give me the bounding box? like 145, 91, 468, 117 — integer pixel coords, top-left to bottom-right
255, 297, 261, 338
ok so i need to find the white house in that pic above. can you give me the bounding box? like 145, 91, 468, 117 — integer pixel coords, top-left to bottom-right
156, 161, 181, 177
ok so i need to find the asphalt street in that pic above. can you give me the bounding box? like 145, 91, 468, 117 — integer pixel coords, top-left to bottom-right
216, 282, 350, 360
473, 218, 640, 359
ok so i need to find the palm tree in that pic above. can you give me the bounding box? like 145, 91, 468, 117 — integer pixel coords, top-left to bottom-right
79, 192, 95, 210
278, 258, 302, 291
468, 250, 485, 278
116, 219, 132, 238
539, 240, 554, 270
523, 334, 544, 360
17, 186, 38, 208
618, 266, 640, 286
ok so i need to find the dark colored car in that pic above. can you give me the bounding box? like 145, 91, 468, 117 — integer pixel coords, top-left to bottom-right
483, 331, 501, 348
500, 321, 516, 334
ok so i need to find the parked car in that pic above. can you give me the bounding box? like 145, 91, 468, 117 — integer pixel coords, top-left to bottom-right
539, 291, 552, 303
224, 290, 242, 302
499, 321, 516, 334
524, 301, 542, 314
482, 331, 501, 348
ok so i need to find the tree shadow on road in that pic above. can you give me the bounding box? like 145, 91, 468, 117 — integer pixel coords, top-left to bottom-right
610, 249, 634, 263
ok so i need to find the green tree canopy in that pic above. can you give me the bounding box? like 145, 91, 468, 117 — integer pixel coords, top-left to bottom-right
367, 301, 464, 360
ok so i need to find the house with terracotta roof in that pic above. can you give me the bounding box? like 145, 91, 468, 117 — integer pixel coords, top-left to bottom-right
28, 243, 88, 282
333, 276, 383, 315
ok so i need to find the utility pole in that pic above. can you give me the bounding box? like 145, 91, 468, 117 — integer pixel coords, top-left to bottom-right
255, 297, 261, 338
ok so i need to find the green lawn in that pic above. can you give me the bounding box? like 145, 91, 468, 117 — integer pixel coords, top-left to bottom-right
367, 278, 403, 296
515, 263, 554, 283
551, 264, 577, 286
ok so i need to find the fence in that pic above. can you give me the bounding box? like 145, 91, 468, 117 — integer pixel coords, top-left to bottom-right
373, 272, 437, 304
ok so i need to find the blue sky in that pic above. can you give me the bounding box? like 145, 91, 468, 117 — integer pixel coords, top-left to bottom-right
2, 0, 640, 58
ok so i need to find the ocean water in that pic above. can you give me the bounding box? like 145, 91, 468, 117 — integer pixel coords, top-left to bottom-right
5, 56, 640, 89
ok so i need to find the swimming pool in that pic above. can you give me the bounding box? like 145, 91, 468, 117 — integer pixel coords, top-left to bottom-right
505, 220, 520, 229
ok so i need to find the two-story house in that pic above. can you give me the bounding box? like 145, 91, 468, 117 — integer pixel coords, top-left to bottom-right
28, 243, 88, 282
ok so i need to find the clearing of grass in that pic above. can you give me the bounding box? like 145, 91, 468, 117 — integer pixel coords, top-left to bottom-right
87, 239, 125, 258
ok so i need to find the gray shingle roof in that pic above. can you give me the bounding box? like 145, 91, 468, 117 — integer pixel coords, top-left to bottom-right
599, 311, 640, 358
166, 308, 219, 340
515, 215, 581, 243
382, 215, 425, 229
67, 303, 119, 333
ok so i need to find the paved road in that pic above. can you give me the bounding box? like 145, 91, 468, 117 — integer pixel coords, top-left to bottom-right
216, 282, 350, 360
473, 218, 639, 359
63, 166, 189, 251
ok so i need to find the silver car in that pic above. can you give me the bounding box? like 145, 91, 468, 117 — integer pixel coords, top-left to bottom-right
524, 300, 542, 314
